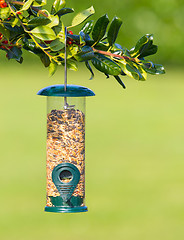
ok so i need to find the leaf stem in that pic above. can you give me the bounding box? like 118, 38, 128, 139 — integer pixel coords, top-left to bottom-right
92, 47, 139, 63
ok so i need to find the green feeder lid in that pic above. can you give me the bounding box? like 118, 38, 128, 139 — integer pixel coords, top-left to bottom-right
37, 84, 95, 97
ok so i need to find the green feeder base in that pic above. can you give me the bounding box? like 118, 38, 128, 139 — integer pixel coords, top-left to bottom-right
45, 205, 88, 213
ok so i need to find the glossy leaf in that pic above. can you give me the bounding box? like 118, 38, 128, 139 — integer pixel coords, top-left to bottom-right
27, 17, 51, 28
55, 8, 74, 17
58, 45, 78, 59
32, 0, 46, 7
130, 34, 153, 57
85, 61, 94, 80
0, 24, 10, 40
53, 22, 65, 41
66, 59, 78, 71
8, 18, 19, 28
139, 44, 158, 58
23, 38, 43, 54
49, 62, 57, 76
71, 6, 95, 27
141, 60, 154, 69
47, 15, 59, 28
22, 0, 34, 11
136, 63, 147, 80
114, 75, 126, 89
95, 42, 109, 51
126, 61, 144, 80
143, 63, 165, 75
74, 46, 95, 62
91, 53, 122, 76
79, 31, 86, 45
107, 17, 122, 46
67, 45, 78, 59
80, 20, 94, 34
92, 14, 109, 43
51, 0, 66, 14
0, 7, 10, 20
40, 53, 50, 67
30, 26, 57, 40
114, 43, 123, 50
49, 38, 64, 51
6, 47, 22, 62
117, 59, 144, 80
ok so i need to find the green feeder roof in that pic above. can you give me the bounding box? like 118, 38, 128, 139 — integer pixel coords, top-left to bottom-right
37, 84, 95, 97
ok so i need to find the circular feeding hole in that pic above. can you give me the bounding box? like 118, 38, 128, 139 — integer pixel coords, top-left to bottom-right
59, 170, 73, 183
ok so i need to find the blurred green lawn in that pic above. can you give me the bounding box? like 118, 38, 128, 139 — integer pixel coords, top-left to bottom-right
0, 59, 184, 240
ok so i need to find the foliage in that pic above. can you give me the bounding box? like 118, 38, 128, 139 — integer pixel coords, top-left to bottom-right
0, 0, 165, 88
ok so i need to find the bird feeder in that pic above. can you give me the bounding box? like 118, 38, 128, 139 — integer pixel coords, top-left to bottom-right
37, 84, 95, 213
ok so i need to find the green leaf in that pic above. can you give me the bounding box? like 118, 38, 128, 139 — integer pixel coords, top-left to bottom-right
79, 31, 85, 45
22, 0, 34, 11
92, 14, 110, 43
49, 62, 57, 76
71, 6, 95, 27
85, 61, 94, 80
27, 17, 51, 28
91, 53, 122, 76
53, 22, 65, 41
74, 46, 95, 62
67, 45, 78, 59
126, 61, 144, 80
30, 26, 57, 41
0, 24, 10, 40
49, 38, 64, 51
80, 20, 94, 34
8, 18, 19, 28
114, 75, 126, 89
143, 63, 165, 75
23, 38, 43, 54
94, 42, 109, 51
55, 8, 74, 17
66, 59, 78, 71
117, 59, 145, 80
6, 47, 22, 62
154, 64, 165, 74
32, 0, 46, 7
47, 15, 59, 28
51, 0, 66, 14
139, 44, 158, 58
40, 53, 50, 67
0, 7, 10, 20
107, 17, 122, 46
130, 34, 153, 57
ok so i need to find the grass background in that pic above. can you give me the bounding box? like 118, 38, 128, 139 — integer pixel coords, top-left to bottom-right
1, 0, 184, 238
0, 59, 184, 239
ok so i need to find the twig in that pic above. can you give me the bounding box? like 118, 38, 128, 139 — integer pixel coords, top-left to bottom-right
92, 47, 139, 63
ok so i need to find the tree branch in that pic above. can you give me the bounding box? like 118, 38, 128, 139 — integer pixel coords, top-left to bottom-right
92, 47, 139, 63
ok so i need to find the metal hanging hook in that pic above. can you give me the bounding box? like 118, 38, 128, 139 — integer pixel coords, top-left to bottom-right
64, 27, 75, 110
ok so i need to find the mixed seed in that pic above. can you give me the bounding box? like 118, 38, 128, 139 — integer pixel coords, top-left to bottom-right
46, 108, 85, 207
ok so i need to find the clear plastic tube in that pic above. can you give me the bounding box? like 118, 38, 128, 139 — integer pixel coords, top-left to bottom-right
45, 96, 87, 212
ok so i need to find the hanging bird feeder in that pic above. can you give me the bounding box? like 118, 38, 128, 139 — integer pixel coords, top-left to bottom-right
37, 27, 95, 213
37, 85, 95, 213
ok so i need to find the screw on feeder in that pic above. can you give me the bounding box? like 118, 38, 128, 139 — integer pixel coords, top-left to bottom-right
64, 27, 75, 110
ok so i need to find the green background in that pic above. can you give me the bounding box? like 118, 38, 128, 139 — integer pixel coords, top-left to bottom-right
60, 0, 184, 65
0, 0, 184, 239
